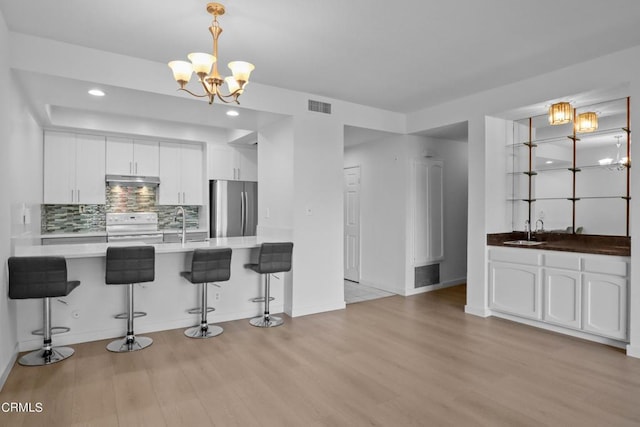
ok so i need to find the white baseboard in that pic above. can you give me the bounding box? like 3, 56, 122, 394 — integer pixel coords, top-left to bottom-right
465, 305, 492, 317
626, 344, 640, 359
0, 343, 18, 392
404, 277, 466, 296
288, 300, 346, 318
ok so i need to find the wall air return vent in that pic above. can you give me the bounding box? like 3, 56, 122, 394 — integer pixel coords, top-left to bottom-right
308, 99, 332, 114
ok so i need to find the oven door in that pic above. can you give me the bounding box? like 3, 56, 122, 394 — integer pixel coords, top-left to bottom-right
107, 233, 164, 244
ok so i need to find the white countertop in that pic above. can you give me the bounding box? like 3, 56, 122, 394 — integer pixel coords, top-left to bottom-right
13, 236, 280, 258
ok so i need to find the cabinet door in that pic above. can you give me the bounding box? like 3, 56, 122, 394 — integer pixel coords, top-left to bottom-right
543, 268, 581, 329
133, 140, 159, 176
237, 146, 258, 181
489, 262, 541, 319
158, 142, 182, 205
413, 159, 444, 264
180, 143, 204, 205
582, 273, 627, 340
75, 134, 106, 204
105, 137, 134, 175
44, 131, 75, 204
208, 145, 237, 180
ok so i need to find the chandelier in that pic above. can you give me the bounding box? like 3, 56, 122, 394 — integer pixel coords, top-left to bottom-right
599, 135, 630, 171
168, 3, 254, 105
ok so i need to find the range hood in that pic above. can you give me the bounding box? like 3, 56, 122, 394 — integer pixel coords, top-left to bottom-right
106, 175, 160, 186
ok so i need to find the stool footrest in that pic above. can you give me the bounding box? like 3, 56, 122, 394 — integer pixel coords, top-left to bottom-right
251, 297, 275, 303
187, 307, 215, 315
31, 326, 71, 336
114, 311, 147, 319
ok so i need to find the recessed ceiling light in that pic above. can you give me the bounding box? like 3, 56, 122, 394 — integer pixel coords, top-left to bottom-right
88, 89, 105, 97
545, 160, 553, 164
226, 110, 239, 117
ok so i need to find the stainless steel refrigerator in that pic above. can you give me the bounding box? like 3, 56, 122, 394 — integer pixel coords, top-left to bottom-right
209, 180, 258, 237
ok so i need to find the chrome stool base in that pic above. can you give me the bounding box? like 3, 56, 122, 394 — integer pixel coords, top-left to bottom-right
249, 315, 283, 328
106, 336, 153, 353
18, 346, 74, 366
184, 324, 223, 339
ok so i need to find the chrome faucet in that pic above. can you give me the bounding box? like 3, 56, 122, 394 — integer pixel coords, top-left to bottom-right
535, 219, 544, 234
174, 206, 186, 245
525, 219, 531, 241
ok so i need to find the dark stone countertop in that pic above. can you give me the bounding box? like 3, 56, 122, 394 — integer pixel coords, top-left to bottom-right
487, 232, 630, 257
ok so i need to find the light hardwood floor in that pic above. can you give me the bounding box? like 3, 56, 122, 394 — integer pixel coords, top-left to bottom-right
1, 285, 640, 426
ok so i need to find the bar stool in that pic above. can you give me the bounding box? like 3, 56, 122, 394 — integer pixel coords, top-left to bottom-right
105, 245, 155, 352
181, 248, 232, 339
246, 242, 293, 328
8, 256, 80, 366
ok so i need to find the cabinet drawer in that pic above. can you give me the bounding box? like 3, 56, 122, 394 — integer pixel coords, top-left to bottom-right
544, 253, 580, 270
582, 257, 628, 276
488, 248, 541, 265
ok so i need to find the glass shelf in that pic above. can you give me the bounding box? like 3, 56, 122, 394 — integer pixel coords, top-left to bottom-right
506, 126, 628, 148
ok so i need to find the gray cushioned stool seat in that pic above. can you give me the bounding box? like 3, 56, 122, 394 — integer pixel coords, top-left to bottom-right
8, 256, 80, 366
105, 245, 155, 352
181, 248, 232, 339
246, 242, 293, 328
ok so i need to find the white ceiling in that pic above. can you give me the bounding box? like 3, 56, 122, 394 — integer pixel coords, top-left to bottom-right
3, 0, 640, 116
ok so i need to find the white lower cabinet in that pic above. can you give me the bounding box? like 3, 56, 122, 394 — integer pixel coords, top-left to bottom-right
488, 247, 629, 342
543, 268, 581, 329
489, 262, 541, 320
582, 273, 627, 340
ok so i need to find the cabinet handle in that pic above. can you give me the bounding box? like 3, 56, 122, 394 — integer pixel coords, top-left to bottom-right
183, 192, 186, 204
71, 190, 74, 203
135, 162, 138, 175
129, 161, 133, 174
77, 189, 80, 203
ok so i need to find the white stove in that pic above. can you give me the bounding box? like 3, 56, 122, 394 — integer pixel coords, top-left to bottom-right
106, 212, 163, 244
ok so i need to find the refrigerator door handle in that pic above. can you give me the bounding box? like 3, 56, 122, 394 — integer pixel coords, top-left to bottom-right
240, 191, 246, 236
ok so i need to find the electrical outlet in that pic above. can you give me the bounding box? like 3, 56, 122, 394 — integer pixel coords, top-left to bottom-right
215, 292, 220, 300
72, 310, 80, 319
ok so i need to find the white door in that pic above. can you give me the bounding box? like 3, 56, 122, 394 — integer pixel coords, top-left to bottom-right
582, 273, 627, 340
344, 166, 360, 282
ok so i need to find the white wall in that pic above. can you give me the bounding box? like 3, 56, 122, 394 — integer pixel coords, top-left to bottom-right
289, 114, 345, 316
257, 117, 295, 239
344, 134, 468, 295
0, 8, 17, 391
0, 10, 43, 390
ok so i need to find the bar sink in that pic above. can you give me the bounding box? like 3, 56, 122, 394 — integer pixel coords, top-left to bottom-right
504, 240, 545, 246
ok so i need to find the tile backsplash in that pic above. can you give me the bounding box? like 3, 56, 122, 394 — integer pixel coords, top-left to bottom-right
42, 184, 201, 233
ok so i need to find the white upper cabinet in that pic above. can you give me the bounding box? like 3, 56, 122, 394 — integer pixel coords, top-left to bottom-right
106, 137, 159, 176
208, 144, 258, 182
44, 131, 105, 204
159, 141, 204, 205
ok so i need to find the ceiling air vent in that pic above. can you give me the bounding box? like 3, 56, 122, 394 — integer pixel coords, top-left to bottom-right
308, 99, 332, 114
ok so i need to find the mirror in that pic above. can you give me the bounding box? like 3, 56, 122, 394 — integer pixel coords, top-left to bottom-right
508, 97, 630, 236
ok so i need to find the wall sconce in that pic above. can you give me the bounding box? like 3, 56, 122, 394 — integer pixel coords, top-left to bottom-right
548, 102, 573, 125
575, 111, 598, 133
